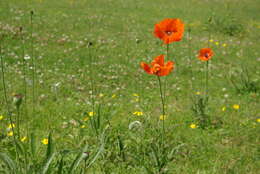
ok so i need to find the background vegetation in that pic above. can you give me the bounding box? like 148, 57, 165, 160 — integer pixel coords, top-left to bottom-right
0, 0, 259, 173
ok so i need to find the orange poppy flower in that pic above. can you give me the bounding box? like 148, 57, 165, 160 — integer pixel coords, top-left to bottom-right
154, 18, 184, 44
140, 55, 174, 76
198, 48, 213, 61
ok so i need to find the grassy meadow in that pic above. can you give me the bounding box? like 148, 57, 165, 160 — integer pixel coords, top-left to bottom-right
0, 0, 259, 173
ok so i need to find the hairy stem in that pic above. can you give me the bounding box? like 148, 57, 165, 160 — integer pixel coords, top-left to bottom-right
157, 76, 165, 134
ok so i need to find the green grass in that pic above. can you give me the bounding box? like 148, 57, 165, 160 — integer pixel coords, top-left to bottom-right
0, 0, 259, 173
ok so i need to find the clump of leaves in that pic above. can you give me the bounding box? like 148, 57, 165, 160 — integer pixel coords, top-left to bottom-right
205, 13, 246, 37
191, 95, 211, 129
230, 67, 259, 94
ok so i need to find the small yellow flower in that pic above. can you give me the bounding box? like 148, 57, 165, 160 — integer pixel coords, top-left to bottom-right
0, 115, 3, 120
81, 125, 86, 128
99, 93, 104, 97
135, 98, 139, 102
83, 117, 89, 121
41, 138, 48, 145
222, 106, 226, 111
209, 39, 214, 43
256, 118, 260, 123
21, 136, 27, 142
222, 43, 227, 47
88, 112, 94, 117
215, 42, 219, 46
190, 123, 197, 129
7, 131, 13, 136
133, 111, 143, 116
233, 104, 240, 110
8, 123, 15, 129
133, 93, 139, 97
159, 115, 167, 120
195, 91, 201, 95
111, 94, 116, 98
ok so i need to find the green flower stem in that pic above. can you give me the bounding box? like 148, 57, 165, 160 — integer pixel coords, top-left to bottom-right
205, 60, 209, 104
188, 27, 193, 88
157, 76, 165, 134
16, 108, 21, 139
0, 40, 19, 166
30, 11, 36, 115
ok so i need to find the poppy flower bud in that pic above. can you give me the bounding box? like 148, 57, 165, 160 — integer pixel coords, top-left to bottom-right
12, 93, 23, 109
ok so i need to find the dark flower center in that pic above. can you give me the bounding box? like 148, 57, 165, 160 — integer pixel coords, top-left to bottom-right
205, 53, 209, 58
165, 31, 172, 35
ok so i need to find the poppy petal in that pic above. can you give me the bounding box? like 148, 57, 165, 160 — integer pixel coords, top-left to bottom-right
157, 61, 174, 76
140, 62, 152, 74
151, 55, 164, 67
154, 18, 184, 44
198, 48, 213, 61
154, 24, 165, 40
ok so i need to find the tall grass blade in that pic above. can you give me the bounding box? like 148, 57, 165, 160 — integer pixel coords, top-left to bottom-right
86, 128, 107, 168
40, 152, 56, 174
57, 157, 64, 174
40, 132, 55, 174
30, 132, 36, 157
68, 144, 88, 173
46, 132, 54, 158
0, 152, 17, 173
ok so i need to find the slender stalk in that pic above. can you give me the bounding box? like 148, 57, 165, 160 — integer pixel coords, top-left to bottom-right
0, 40, 19, 165
20, 27, 27, 115
0, 43, 15, 135
157, 76, 165, 134
205, 61, 209, 104
163, 44, 169, 107
16, 108, 20, 139
30, 11, 36, 114
188, 27, 193, 88
166, 44, 169, 60
205, 25, 211, 104
88, 45, 98, 137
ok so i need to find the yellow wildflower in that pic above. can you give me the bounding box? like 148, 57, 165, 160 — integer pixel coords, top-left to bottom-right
133, 111, 143, 116
99, 93, 104, 97
133, 93, 139, 97
83, 117, 89, 121
222, 106, 226, 111
159, 115, 167, 120
233, 104, 240, 110
41, 138, 48, 145
112, 94, 116, 98
21, 136, 27, 142
222, 43, 227, 47
215, 42, 219, 46
190, 123, 197, 129
209, 39, 214, 43
88, 112, 94, 117
8, 123, 15, 129
256, 118, 260, 123
7, 131, 13, 136
195, 91, 201, 95
81, 125, 86, 128
0, 115, 3, 120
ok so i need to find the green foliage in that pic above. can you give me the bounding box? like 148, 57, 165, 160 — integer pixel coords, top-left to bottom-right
0, 0, 259, 173
230, 67, 259, 94
206, 13, 246, 37
191, 95, 211, 129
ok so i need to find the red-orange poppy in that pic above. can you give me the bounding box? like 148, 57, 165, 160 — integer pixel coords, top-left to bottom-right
154, 18, 184, 44
198, 48, 213, 61
140, 55, 174, 76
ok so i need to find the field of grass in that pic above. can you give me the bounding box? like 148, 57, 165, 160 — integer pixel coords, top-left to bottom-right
0, 0, 259, 173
